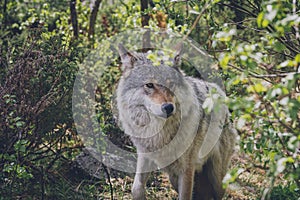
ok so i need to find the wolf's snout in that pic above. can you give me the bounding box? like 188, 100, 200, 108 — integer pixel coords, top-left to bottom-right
161, 103, 174, 117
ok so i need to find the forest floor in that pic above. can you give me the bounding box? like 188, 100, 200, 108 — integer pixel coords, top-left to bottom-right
97, 152, 271, 200
21, 146, 295, 200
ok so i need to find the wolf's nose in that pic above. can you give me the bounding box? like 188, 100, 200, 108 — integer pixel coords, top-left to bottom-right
161, 103, 174, 117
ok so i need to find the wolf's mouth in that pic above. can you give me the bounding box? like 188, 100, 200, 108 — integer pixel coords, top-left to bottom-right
166, 113, 173, 118
156, 112, 172, 119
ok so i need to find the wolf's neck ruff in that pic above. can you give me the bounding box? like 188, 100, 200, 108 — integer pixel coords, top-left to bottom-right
130, 104, 181, 152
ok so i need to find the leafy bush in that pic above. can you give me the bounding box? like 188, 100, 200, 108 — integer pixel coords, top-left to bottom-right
270, 185, 300, 200
0, 1, 85, 196
210, 0, 300, 196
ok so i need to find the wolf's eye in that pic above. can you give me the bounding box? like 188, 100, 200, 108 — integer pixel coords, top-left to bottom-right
145, 83, 154, 88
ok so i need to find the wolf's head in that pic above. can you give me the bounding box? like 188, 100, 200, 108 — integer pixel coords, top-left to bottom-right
117, 44, 184, 119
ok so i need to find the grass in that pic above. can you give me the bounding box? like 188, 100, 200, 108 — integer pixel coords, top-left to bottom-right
97, 151, 298, 200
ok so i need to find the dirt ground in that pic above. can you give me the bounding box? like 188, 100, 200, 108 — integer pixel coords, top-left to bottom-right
99, 152, 275, 200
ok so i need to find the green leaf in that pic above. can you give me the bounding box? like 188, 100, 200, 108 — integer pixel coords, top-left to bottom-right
294, 54, 300, 63
262, 19, 269, 28
257, 12, 264, 27
219, 53, 231, 69
237, 117, 246, 130
247, 83, 267, 93
15, 121, 24, 128
202, 97, 214, 113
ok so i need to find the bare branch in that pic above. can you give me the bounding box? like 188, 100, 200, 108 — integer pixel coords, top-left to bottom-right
228, 63, 298, 82
183, 0, 212, 40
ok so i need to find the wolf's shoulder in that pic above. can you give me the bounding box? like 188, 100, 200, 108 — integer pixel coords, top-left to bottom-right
184, 76, 226, 102
185, 76, 209, 93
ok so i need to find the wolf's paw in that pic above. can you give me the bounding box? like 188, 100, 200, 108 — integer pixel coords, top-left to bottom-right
130, 108, 150, 127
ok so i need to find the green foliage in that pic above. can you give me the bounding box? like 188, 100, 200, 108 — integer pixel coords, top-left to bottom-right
270, 185, 300, 200
0, 1, 88, 198
210, 0, 300, 196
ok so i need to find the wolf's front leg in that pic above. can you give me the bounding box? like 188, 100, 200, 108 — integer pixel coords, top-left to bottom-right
132, 155, 151, 200
132, 173, 149, 200
178, 166, 195, 200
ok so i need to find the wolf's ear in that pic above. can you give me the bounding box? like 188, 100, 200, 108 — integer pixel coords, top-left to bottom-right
118, 44, 138, 71
173, 43, 183, 67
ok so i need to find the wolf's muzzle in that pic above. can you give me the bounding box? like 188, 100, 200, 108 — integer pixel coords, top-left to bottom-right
161, 103, 174, 118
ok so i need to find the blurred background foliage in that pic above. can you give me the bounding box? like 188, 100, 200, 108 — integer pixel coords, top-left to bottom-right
0, 0, 299, 199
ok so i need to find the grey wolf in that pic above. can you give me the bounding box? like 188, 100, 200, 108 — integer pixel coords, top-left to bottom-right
116, 44, 237, 200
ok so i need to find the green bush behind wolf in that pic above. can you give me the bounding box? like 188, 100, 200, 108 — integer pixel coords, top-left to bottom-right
116, 44, 237, 200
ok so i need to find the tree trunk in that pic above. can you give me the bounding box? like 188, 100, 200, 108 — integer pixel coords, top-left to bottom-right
140, 0, 151, 50
88, 0, 102, 40
2, 0, 8, 30
70, 0, 79, 38
70, 0, 78, 38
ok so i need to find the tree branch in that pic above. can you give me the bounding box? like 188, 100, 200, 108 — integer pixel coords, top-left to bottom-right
228, 63, 298, 83
183, 0, 212, 40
